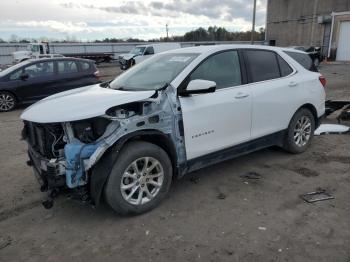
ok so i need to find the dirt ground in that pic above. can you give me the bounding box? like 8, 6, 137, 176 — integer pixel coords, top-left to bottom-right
0, 62, 349, 262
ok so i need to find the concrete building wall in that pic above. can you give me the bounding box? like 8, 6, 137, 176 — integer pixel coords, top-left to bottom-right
266, 0, 350, 59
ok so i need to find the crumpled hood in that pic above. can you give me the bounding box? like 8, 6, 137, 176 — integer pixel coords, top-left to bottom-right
119, 53, 137, 60
21, 84, 155, 123
13, 50, 31, 59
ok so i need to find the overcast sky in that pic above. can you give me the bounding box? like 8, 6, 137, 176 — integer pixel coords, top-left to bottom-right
0, 0, 267, 41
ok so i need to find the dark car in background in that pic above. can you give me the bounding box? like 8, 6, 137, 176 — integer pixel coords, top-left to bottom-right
289, 46, 323, 67
0, 57, 100, 111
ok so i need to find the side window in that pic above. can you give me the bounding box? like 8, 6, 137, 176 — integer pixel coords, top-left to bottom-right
23, 62, 54, 79
57, 60, 78, 74
9, 70, 23, 80
277, 55, 293, 77
245, 50, 280, 82
144, 47, 154, 55
284, 51, 317, 72
189, 51, 242, 89
80, 62, 91, 71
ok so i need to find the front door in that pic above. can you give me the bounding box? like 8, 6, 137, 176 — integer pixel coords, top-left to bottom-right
15, 61, 56, 101
179, 50, 252, 160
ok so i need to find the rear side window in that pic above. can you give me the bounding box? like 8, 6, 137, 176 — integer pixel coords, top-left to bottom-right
57, 60, 78, 74
80, 61, 91, 71
284, 51, 317, 72
189, 50, 242, 89
277, 55, 293, 77
245, 50, 280, 82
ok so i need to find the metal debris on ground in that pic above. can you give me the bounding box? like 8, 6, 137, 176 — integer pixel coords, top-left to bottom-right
314, 124, 350, 135
325, 100, 350, 122
0, 236, 12, 250
240, 172, 262, 179
217, 193, 226, 200
300, 189, 334, 203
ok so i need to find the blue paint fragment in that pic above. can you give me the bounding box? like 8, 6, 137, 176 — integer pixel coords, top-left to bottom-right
64, 140, 100, 188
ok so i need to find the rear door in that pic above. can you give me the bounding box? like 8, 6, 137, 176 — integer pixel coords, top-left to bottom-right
14, 61, 56, 101
244, 49, 298, 139
79, 61, 99, 86
179, 50, 252, 160
54, 60, 85, 93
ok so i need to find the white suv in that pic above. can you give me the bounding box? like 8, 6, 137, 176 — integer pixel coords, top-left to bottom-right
21, 45, 326, 215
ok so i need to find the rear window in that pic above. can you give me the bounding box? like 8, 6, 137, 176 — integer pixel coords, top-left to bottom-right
284, 51, 318, 72
80, 61, 91, 71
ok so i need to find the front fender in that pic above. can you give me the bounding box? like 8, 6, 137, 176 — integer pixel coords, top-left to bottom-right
90, 129, 175, 205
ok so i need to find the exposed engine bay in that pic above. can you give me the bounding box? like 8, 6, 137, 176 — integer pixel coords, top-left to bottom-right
22, 86, 186, 208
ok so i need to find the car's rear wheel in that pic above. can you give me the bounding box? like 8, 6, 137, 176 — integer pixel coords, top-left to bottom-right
0, 91, 16, 112
283, 108, 315, 154
104, 141, 172, 215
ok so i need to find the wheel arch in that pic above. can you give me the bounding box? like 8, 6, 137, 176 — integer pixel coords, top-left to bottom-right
90, 129, 178, 206
296, 103, 319, 127
0, 90, 18, 101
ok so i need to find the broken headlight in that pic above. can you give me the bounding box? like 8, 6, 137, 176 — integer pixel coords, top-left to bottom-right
71, 117, 111, 144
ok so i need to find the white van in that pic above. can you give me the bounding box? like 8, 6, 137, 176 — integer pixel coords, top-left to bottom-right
118, 43, 181, 70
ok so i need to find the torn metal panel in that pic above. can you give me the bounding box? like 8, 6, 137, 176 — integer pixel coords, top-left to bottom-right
84, 85, 186, 171
314, 124, 350, 135
300, 189, 334, 203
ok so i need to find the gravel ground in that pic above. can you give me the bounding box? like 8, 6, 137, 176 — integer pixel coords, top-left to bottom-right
0, 62, 349, 262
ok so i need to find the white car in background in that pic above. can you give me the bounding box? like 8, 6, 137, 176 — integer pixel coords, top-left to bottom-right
21, 45, 326, 215
118, 43, 181, 70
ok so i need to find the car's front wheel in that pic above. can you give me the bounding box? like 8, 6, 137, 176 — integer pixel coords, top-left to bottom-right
104, 141, 173, 215
283, 108, 315, 154
0, 91, 16, 112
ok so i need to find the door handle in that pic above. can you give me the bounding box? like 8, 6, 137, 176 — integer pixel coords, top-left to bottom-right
235, 92, 249, 99
288, 81, 298, 87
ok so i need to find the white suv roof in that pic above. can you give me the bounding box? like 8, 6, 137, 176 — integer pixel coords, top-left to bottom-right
169, 44, 306, 55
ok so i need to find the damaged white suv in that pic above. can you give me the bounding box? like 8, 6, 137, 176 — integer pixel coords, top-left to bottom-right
21, 45, 326, 215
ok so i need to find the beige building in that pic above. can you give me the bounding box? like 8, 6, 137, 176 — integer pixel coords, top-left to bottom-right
266, 0, 350, 60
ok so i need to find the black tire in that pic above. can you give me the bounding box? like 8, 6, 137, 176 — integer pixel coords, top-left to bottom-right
0, 91, 17, 112
314, 58, 320, 67
283, 108, 315, 154
104, 141, 173, 215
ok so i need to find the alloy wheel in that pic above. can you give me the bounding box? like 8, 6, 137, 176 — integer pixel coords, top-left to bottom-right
120, 157, 164, 205
293, 116, 312, 147
0, 93, 15, 111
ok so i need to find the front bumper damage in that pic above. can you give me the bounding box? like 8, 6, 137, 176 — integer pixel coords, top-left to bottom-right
22, 86, 187, 209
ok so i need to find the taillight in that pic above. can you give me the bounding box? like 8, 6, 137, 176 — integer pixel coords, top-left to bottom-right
319, 75, 326, 87
94, 70, 100, 80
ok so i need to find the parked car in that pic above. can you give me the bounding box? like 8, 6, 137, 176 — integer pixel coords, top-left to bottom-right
0, 57, 100, 111
289, 46, 323, 67
21, 45, 326, 215
118, 43, 181, 70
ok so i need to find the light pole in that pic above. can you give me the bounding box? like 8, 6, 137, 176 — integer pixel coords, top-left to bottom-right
166, 24, 169, 41
251, 0, 257, 44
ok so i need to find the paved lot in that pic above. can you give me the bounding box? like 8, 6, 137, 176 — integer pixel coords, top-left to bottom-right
0, 63, 349, 262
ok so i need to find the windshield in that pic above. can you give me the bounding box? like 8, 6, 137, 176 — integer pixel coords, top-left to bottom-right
0, 60, 31, 78
130, 47, 146, 55
27, 44, 40, 53
110, 53, 199, 91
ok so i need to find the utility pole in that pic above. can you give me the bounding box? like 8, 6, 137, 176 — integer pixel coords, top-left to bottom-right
166, 24, 169, 41
251, 0, 257, 44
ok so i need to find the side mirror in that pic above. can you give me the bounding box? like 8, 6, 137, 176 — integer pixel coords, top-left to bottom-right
183, 79, 216, 95
20, 73, 29, 81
